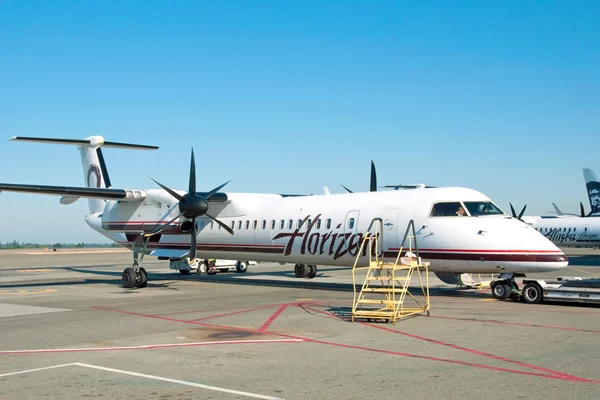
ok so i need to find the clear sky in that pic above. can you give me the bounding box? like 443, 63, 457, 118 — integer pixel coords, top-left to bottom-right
0, 1, 599, 243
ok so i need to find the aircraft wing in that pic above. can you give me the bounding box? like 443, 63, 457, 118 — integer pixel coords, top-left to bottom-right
0, 183, 145, 202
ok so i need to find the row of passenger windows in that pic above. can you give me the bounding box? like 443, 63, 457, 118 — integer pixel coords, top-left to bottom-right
198, 217, 355, 231
536, 227, 587, 233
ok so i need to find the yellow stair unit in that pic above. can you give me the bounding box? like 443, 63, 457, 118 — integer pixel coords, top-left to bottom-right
351, 220, 430, 324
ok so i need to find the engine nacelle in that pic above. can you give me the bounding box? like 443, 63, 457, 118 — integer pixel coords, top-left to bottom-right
178, 221, 194, 233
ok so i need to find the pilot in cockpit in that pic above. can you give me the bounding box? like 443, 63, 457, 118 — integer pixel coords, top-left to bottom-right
456, 206, 466, 216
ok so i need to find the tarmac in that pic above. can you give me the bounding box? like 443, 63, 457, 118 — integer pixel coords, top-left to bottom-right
0, 247, 599, 399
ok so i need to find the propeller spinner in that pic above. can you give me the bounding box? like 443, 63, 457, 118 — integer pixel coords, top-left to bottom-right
146, 148, 233, 260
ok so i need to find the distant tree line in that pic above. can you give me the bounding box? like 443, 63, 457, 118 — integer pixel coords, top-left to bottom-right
0, 240, 122, 249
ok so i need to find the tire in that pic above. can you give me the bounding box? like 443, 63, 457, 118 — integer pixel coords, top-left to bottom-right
491, 282, 511, 300
294, 264, 307, 278
122, 267, 136, 289
219, 268, 230, 273
179, 269, 190, 275
138, 267, 148, 288
236, 261, 249, 273
306, 264, 317, 279
522, 283, 543, 304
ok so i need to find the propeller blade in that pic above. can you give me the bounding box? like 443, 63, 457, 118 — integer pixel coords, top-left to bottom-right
205, 179, 232, 200
341, 184, 353, 193
206, 213, 234, 235
144, 212, 182, 236
518, 205, 527, 220
509, 203, 517, 218
149, 177, 186, 202
188, 217, 197, 260
370, 160, 377, 192
189, 148, 196, 194
580, 202, 586, 217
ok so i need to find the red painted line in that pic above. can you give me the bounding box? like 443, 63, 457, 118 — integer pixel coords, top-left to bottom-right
90, 306, 600, 384
363, 323, 582, 380
0, 339, 304, 355
300, 306, 343, 321
428, 315, 600, 333
258, 305, 290, 332
192, 304, 281, 321
162, 302, 295, 316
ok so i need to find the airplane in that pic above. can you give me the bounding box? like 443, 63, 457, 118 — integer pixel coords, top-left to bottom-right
0, 136, 568, 302
504, 168, 600, 248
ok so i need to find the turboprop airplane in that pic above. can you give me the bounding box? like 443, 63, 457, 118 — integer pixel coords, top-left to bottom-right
0, 136, 568, 300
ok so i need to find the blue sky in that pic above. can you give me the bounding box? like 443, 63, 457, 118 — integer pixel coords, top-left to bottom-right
1, 1, 599, 243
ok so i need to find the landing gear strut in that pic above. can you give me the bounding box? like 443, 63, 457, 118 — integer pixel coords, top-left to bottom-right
490, 274, 520, 300
122, 235, 149, 289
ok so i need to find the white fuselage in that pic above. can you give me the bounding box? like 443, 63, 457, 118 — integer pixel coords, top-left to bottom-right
88, 186, 568, 275
521, 215, 600, 247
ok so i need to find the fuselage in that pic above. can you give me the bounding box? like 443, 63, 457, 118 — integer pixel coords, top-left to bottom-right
521, 215, 600, 247
86, 186, 568, 275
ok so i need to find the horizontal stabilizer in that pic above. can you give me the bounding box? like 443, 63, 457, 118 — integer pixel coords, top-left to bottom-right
10, 136, 158, 150
0, 183, 146, 201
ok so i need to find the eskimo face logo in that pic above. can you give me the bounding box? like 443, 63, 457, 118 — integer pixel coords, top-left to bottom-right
87, 164, 102, 188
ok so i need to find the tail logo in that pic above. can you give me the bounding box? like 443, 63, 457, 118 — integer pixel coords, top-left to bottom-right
87, 164, 102, 188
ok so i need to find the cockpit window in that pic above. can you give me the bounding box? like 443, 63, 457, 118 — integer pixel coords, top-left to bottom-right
464, 201, 503, 216
430, 202, 468, 217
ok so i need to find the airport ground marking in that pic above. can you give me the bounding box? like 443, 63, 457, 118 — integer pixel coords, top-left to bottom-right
0, 363, 77, 378
362, 322, 585, 380
0, 362, 285, 400
72, 362, 286, 400
259, 304, 290, 332
427, 315, 600, 334
0, 288, 58, 295
0, 339, 304, 355
91, 304, 600, 384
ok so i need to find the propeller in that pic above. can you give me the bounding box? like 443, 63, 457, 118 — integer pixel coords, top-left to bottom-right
509, 203, 527, 221
341, 160, 377, 193
146, 148, 233, 261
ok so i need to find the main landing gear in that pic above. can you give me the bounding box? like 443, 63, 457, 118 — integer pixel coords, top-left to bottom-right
294, 264, 318, 279
122, 235, 149, 289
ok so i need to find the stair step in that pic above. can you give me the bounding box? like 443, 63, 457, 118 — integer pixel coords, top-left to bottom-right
366, 276, 409, 281
361, 288, 407, 293
357, 299, 402, 305
352, 310, 395, 317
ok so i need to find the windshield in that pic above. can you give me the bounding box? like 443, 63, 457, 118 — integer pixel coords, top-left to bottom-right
463, 201, 504, 216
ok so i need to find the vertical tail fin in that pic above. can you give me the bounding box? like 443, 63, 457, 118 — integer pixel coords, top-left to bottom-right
9, 136, 158, 214
583, 168, 600, 216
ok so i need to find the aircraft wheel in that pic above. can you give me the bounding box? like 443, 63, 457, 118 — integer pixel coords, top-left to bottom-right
179, 269, 190, 275
306, 264, 318, 279
236, 261, 249, 273
138, 267, 148, 288
294, 264, 307, 278
122, 267, 136, 289
491, 281, 511, 300
522, 283, 543, 304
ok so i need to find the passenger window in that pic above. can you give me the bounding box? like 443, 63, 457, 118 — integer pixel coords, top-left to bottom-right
280, 219, 285, 229
261, 220, 266, 230
237, 220, 242, 230
574, 228, 576, 232
316, 219, 321, 229
348, 218, 355, 229
230, 221, 235, 230
308, 219, 312, 227
430, 202, 467, 217
270, 220, 275, 230
210, 221, 214, 229
326, 218, 331, 229
288, 219, 293, 229
253, 220, 257, 230
199, 221, 205, 230
245, 221, 249, 230
297, 219, 303, 229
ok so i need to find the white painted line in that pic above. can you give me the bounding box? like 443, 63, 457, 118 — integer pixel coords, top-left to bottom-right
0, 338, 304, 354
0, 363, 77, 378
74, 362, 286, 400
